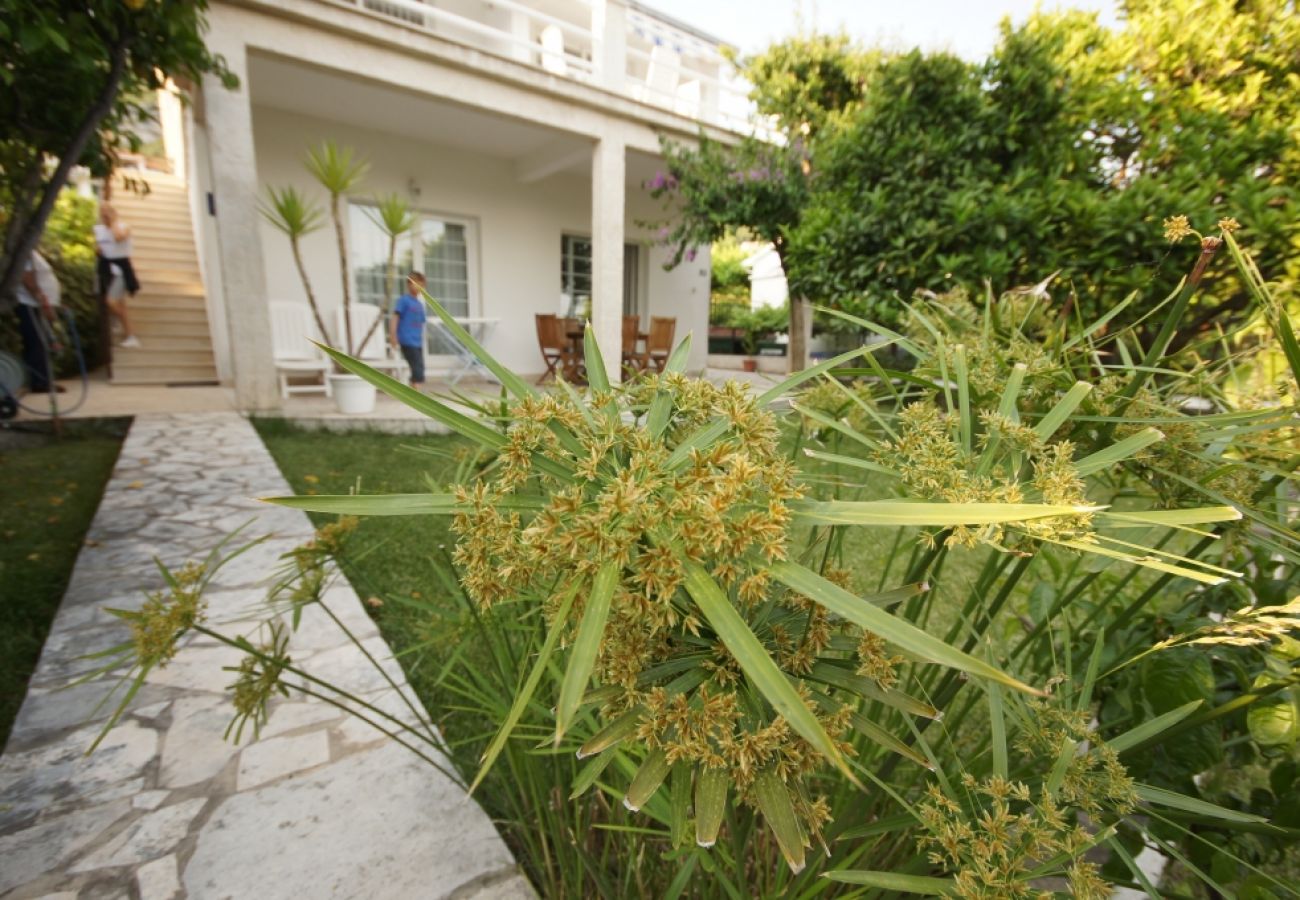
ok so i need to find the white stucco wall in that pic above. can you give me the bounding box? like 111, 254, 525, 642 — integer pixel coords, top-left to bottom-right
249, 106, 708, 376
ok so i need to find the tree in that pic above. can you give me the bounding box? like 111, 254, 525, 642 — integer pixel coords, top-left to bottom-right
651, 33, 868, 371
651, 134, 812, 367
0, 0, 234, 308
786, 0, 1300, 338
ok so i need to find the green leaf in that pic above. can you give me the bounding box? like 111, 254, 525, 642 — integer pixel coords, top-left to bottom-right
569, 745, 619, 798
470, 582, 578, 793
694, 765, 729, 847
624, 748, 671, 811
317, 344, 506, 449
663, 334, 692, 374
988, 683, 1008, 779
556, 561, 619, 743
849, 710, 934, 769
577, 707, 642, 759
682, 563, 856, 783
1032, 381, 1092, 440
262, 492, 542, 516
584, 323, 611, 393
1135, 783, 1270, 824
1074, 428, 1164, 476
810, 662, 940, 719
1099, 507, 1242, 528
755, 345, 869, 407
772, 562, 1042, 696
789, 499, 1099, 527
753, 769, 806, 874
1109, 700, 1203, 753
824, 871, 954, 894
423, 294, 535, 399
669, 762, 691, 847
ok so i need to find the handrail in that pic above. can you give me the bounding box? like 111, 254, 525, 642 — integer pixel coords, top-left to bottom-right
348, 0, 594, 71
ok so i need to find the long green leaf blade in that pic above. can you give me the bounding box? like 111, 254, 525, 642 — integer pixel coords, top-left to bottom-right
695, 765, 729, 847
555, 561, 619, 743
422, 294, 535, 399
624, 748, 670, 811
682, 563, 856, 782
772, 561, 1042, 696
754, 769, 806, 874
1033, 381, 1092, 440
756, 346, 869, 407
317, 344, 506, 448
1135, 783, 1270, 824
1108, 700, 1203, 754
824, 871, 954, 894
262, 492, 542, 516
471, 583, 578, 792
789, 499, 1100, 527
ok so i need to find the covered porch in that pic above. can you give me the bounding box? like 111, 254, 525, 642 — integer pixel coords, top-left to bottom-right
193, 2, 725, 410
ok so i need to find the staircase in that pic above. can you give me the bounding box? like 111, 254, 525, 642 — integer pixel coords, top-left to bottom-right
107, 170, 219, 385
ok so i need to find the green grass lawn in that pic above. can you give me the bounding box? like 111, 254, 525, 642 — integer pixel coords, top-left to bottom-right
252, 419, 480, 737
0, 419, 128, 746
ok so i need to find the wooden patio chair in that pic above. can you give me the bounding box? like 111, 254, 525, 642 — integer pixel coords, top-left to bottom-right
559, 317, 585, 381
638, 316, 676, 373
535, 313, 565, 383
621, 315, 642, 373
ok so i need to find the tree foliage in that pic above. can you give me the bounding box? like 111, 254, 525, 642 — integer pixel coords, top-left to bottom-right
0, 0, 234, 308
788, 0, 1300, 332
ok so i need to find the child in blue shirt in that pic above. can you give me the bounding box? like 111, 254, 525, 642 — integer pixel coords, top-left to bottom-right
389, 271, 427, 387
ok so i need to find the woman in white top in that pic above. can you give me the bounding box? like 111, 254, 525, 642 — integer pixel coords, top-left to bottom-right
94, 203, 140, 348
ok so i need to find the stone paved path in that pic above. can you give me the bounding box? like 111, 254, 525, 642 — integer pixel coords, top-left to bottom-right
0, 413, 532, 900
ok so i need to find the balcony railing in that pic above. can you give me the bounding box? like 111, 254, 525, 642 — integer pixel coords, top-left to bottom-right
339, 0, 760, 135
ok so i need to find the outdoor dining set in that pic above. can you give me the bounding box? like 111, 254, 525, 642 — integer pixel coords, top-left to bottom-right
535, 314, 676, 383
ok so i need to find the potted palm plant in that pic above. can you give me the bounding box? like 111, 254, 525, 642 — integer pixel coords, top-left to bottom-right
263, 141, 379, 414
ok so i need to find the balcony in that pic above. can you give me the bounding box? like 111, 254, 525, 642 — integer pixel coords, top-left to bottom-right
335, 0, 758, 134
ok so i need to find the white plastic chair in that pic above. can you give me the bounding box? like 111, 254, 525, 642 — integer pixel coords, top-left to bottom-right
270, 300, 331, 399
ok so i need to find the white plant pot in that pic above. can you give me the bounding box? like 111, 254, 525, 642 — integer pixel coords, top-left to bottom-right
329, 373, 377, 415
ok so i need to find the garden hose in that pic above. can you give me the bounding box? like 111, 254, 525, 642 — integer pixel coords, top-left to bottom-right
0, 307, 90, 419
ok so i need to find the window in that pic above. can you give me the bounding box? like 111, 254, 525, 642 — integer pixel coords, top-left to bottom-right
560, 234, 592, 318
422, 218, 470, 354
561, 234, 640, 318
350, 202, 476, 356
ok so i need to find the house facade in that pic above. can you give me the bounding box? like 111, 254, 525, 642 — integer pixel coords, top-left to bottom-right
151, 0, 751, 408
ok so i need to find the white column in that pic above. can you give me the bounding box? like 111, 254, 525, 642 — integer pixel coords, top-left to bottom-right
202, 40, 279, 410
591, 134, 625, 383
592, 0, 627, 95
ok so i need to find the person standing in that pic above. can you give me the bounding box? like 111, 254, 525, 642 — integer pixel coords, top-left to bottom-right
14, 251, 64, 394
94, 202, 141, 348
389, 271, 427, 388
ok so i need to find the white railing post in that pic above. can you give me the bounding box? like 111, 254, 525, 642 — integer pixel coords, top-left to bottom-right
591, 0, 627, 93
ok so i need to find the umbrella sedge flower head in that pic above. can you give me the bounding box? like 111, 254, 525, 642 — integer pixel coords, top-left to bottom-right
448, 373, 887, 842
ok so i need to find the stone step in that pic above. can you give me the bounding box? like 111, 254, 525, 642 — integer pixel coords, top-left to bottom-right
117, 334, 214, 352
133, 268, 203, 285
126, 310, 210, 328
127, 299, 208, 315
131, 319, 214, 337
114, 347, 216, 367
110, 363, 220, 385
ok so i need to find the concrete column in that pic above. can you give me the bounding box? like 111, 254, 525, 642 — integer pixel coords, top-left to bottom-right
201, 40, 279, 410
591, 134, 625, 383
592, 0, 627, 95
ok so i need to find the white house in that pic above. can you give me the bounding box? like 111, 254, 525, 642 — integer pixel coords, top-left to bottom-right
131, 0, 754, 409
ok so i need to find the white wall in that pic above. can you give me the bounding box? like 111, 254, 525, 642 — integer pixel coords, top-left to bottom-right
250, 106, 707, 376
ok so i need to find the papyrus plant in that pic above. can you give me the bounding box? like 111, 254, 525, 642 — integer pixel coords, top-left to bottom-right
267, 285, 1247, 878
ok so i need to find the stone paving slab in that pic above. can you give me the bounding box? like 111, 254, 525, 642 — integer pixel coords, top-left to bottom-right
0, 412, 532, 900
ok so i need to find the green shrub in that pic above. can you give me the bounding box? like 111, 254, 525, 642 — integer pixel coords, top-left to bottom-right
0, 191, 105, 380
